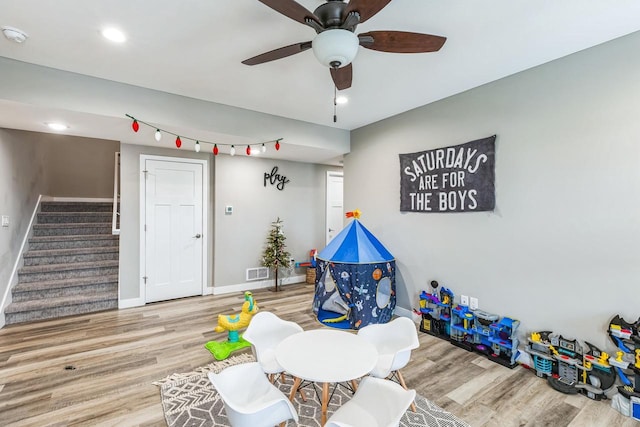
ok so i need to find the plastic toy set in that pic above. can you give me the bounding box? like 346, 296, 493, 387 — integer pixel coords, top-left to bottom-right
522, 331, 616, 400
415, 280, 640, 420
417, 280, 520, 368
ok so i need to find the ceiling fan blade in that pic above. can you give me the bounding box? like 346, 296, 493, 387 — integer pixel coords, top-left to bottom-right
330, 64, 353, 90
359, 31, 446, 53
343, 0, 392, 24
242, 41, 312, 65
258, 0, 322, 27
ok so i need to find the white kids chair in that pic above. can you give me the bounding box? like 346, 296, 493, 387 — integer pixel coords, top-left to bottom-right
325, 376, 416, 427
207, 361, 298, 427
356, 316, 420, 411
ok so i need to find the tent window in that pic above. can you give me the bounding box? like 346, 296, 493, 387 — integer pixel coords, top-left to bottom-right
376, 277, 392, 308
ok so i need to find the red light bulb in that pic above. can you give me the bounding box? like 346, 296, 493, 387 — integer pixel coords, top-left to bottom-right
275, 140, 280, 151
175, 136, 182, 148
213, 144, 219, 155
246, 145, 251, 155
132, 120, 139, 132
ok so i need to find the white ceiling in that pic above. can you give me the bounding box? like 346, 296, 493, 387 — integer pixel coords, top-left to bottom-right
1, 0, 640, 157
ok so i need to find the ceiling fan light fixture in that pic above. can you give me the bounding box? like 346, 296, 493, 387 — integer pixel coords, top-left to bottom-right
312, 29, 359, 68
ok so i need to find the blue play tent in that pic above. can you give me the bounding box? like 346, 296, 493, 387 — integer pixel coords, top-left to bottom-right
313, 217, 396, 329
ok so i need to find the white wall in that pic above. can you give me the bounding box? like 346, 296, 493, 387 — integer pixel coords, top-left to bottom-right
346, 32, 640, 349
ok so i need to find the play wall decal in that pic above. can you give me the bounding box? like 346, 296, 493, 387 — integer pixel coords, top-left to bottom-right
264, 166, 290, 191
399, 135, 496, 212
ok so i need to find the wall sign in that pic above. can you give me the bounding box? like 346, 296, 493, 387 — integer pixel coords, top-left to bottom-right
399, 135, 496, 213
264, 166, 290, 191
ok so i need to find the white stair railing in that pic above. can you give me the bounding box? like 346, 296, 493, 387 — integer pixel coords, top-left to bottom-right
112, 152, 121, 235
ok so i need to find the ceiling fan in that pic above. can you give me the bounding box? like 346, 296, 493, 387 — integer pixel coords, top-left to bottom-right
242, 0, 447, 90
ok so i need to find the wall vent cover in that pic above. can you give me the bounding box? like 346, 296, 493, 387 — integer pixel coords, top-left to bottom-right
246, 267, 269, 281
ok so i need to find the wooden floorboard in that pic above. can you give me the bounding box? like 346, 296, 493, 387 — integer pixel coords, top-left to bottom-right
0, 283, 632, 426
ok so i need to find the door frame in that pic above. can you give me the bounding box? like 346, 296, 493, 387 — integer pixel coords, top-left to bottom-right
139, 154, 209, 303
325, 170, 344, 245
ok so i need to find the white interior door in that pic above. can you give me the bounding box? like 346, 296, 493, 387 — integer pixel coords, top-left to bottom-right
326, 171, 344, 245
143, 158, 204, 303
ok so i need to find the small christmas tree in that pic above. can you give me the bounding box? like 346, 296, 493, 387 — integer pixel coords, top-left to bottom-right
261, 217, 291, 292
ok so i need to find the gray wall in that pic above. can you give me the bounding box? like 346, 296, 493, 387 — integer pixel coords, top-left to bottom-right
347, 32, 640, 348
118, 143, 214, 300
214, 154, 340, 287
119, 142, 340, 300
0, 129, 48, 320
44, 136, 119, 197
0, 129, 117, 323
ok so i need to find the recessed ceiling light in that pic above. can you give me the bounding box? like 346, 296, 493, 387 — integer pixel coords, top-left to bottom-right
101, 27, 126, 43
2, 26, 28, 43
46, 122, 68, 131
336, 95, 348, 105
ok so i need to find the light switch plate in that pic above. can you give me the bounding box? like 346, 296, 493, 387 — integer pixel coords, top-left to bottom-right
1, 215, 8, 227
470, 297, 479, 310
460, 295, 469, 306
225, 205, 233, 215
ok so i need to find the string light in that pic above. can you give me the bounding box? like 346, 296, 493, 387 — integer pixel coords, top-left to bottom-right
126, 114, 282, 156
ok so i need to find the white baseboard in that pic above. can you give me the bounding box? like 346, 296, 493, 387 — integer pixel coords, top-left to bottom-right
212, 274, 306, 295
51, 197, 114, 202
1, 194, 42, 329
394, 306, 420, 323
118, 297, 145, 309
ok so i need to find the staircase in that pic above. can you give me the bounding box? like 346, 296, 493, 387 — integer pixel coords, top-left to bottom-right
5, 201, 119, 325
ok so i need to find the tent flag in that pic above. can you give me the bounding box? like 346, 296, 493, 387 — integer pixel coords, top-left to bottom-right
317, 220, 393, 263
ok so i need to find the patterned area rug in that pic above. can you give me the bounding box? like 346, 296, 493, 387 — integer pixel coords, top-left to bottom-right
154, 353, 470, 427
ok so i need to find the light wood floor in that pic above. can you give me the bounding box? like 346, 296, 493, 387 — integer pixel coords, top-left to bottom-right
0, 283, 634, 426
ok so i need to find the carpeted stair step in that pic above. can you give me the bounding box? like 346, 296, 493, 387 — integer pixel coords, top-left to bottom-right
17, 260, 119, 283
32, 223, 112, 237
40, 201, 114, 213
4, 292, 118, 325
28, 234, 119, 250
37, 211, 112, 224
23, 246, 119, 266
12, 275, 119, 302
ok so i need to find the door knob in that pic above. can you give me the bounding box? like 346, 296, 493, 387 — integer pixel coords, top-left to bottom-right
194, 233, 201, 239
328, 228, 334, 232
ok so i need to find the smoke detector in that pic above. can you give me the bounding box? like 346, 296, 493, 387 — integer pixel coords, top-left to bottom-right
2, 26, 28, 43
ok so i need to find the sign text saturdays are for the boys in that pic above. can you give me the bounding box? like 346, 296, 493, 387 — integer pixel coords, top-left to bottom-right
399, 136, 496, 213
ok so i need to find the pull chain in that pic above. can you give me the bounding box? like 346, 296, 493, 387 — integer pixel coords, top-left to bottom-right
333, 85, 337, 123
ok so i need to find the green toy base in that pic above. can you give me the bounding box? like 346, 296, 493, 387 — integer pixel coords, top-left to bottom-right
204, 337, 252, 360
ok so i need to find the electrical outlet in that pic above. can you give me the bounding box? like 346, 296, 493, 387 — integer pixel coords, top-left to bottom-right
460, 295, 469, 306
1, 215, 8, 227
470, 297, 479, 310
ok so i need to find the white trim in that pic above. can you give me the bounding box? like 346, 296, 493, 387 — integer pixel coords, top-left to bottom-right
51, 197, 114, 202
394, 305, 421, 323
1, 194, 42, 328
212, 274, 306, 295
325, 170, 344, 246
139, 154, 209, 304
112, 151, 121, 236
118, 297, 145, 309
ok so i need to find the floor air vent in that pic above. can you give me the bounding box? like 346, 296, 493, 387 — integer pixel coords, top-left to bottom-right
246, 267, 269, 281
